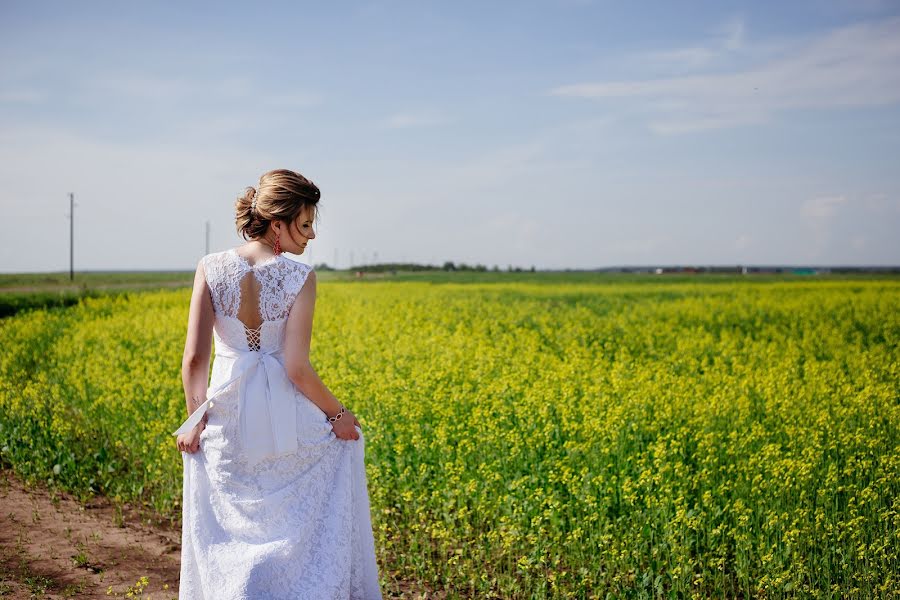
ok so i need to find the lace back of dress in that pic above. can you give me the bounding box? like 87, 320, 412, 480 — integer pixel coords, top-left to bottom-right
204, 250, 312, 352
236, 269, 265, 351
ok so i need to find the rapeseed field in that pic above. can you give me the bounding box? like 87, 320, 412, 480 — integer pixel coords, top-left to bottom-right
0, 277, 897, 598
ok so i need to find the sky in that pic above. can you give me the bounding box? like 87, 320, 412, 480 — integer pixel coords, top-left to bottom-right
1, 0, 899, 272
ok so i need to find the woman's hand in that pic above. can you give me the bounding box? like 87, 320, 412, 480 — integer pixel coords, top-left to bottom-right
177, 420, 206, 453
331, 408, 361, 441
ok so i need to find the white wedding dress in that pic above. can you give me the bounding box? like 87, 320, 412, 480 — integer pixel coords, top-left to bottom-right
173, 248, 382, 599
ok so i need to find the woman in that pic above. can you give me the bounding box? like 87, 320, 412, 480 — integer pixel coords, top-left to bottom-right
173, 168, 382, 598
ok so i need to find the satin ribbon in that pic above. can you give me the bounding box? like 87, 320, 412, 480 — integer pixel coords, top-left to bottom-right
172, 343, 300, 465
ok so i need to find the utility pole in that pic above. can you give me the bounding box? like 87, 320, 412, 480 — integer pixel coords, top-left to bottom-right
68, 193, 76, 281
334, 248, 338, 270
205, 220, 210, 255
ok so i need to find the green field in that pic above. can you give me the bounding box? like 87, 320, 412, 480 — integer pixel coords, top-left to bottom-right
0, 273, 897, 598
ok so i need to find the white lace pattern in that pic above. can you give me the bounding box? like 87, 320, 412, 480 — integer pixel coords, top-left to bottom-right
178, 248, 382, 599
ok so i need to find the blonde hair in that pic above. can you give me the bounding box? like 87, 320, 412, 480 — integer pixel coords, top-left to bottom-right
235, 168, 320, 241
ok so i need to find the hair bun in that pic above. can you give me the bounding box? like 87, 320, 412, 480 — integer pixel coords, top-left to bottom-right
235, 168, 320, 242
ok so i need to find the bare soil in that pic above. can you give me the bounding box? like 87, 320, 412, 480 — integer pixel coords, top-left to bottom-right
0, 468, 436, 599
0, 468, 180, 599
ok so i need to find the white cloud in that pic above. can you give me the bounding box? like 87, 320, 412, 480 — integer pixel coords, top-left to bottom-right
861, 192, 900, 214
645, 46, 717, 71
718, 16, 746, 51
641, 16, 746, 71
551, 17, 900, 134
801, 196, 847, 219
378, 111, 445, 129
453, 141, 546, 182
648, 112, 767, 135
7, 68, 322, 120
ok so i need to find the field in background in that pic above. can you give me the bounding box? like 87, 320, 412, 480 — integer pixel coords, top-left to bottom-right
1, 266, 892, 318
0, 274, 897, 598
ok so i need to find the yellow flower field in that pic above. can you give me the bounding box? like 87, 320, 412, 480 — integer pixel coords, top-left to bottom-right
1, 276, 898, 598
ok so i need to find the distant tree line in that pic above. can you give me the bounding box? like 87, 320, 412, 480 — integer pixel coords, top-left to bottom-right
313, 262, 537, 273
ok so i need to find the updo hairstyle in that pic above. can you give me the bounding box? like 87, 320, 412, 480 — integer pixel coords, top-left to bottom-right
235, 168, 320, 241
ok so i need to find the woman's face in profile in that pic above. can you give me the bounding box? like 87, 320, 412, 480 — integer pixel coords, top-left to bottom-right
280, 204, 316, 255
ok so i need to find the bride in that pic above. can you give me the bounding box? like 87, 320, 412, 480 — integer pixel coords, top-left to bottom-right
174, 168, 382, 598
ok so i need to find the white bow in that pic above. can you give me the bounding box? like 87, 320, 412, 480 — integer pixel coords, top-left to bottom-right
173, 343, 300, 465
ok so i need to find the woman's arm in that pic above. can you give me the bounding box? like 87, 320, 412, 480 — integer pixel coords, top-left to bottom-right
283, 271, 344, 418
181, 258, 216, 418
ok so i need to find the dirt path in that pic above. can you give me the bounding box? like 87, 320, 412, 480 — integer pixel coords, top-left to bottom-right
0, 469, 433, 599
0, 469, 180, 599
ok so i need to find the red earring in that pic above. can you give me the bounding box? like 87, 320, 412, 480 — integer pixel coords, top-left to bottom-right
273, 232, 282, 255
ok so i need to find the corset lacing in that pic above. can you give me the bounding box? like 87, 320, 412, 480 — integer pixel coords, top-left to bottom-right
245, 323, 263, 351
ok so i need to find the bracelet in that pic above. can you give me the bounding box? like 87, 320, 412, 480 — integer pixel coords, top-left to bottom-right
328, 405, 346, 423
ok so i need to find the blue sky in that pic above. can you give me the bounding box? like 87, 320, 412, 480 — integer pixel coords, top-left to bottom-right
2, 0, 899, 271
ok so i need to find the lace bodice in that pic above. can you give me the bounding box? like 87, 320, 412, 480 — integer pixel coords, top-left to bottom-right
202, 248, 313, 353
